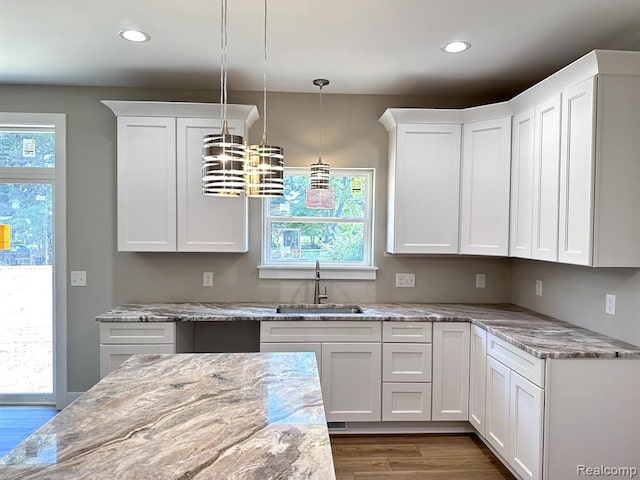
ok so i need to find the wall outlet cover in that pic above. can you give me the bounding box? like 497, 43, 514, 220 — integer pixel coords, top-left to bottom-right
605, 293, 616, 315
536, 280, 543, 296
395, 273, 416, 288
203, 272, 214, 287
70, 270, 87, 287
475, 274, 486, 289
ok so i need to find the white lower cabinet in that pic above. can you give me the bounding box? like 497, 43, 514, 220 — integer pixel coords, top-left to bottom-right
99, 322, 179, 378
431, 322, 470, 421
321, 343, 381, 422
469, 324, 487, 435
509, 371, 543, 480
259, 321, 382, 423
485, 355, 511, 458
484, 334, 544, 480
381, 322, 433, 422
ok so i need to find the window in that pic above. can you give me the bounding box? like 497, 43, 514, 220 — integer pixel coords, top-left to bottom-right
260, 167, 375, 280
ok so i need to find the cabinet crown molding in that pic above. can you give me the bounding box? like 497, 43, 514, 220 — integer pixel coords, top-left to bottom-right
101, 100, 259, 127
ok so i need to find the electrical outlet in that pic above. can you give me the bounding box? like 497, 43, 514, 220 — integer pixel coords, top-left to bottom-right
475, 273, 486, 289
536, 280, 543, 296
605, 294, 616, 315
395, 273, 415, 288
70, 270, 87, 287
203, 272, 214, 287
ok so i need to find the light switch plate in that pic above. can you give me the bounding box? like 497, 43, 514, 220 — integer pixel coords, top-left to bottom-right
475, 274, 486, 289
70, 270, 87, 287
395, 273, 415, 288
203, 272, 214, 287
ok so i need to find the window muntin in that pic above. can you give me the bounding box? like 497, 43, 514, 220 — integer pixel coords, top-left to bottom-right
263, 167, 374, 267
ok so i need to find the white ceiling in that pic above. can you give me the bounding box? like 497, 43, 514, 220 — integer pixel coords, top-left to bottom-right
2, 0, 640, 100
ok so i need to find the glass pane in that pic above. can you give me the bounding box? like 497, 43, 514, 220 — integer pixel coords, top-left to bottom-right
270, 222, 365, 262
268, 174, 367, 218
0, 131, 55, 168
0, 183, 53, 394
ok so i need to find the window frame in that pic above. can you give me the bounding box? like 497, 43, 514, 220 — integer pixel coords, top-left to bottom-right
259, 167, 376, 280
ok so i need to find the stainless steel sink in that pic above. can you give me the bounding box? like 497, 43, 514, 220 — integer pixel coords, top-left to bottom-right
276, 304, 364, 314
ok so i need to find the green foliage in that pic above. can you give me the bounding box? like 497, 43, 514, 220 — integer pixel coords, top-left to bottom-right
267, 171, 369, 263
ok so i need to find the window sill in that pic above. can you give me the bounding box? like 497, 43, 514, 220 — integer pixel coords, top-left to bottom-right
258, 265, 377, 280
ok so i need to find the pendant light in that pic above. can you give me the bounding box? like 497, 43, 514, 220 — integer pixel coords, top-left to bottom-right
246, 0, 284, 197
202, 0, 246, 197
310, 78, 330, 190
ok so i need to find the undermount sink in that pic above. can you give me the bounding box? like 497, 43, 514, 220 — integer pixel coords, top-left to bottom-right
276, 304, 364, 314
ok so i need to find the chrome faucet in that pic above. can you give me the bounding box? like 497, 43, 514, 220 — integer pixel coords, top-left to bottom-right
313, 260, 328, 304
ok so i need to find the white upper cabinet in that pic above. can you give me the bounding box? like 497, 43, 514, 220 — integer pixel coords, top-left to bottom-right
116, 116, 177, 251
558, 78, 596, 265
103, 101, 257, 253
460, 117, 512, 256
531, 95, 561, 262
379, 110, 461, 254
558, 74, 640, 266
176, 118, 247, 252
509, 109, 535, 258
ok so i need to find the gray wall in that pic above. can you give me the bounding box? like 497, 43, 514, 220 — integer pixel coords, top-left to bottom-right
511, 260, 640, 347
1, 84, 638, 394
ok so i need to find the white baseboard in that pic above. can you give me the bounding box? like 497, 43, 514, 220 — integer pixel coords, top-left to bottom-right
328, 420, 474, 435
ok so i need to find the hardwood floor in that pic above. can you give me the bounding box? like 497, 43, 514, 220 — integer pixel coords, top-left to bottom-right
330, 433, 515, 480
0, 406, 57, 458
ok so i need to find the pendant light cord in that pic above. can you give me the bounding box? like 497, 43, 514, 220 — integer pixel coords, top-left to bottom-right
219, 0, 229, 127
318, 83, 323, 160
262, 0, 268, 144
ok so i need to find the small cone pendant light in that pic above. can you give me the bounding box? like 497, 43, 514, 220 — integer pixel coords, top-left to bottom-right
310, 78, 330, 190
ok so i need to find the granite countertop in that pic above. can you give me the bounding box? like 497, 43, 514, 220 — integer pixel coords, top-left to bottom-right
95, 302, 640, 360
0, 353, 335, 480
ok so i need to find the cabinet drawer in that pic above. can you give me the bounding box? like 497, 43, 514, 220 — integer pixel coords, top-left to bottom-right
382, 382, 432, 421
100, 322, 176, 344
99, 343, 175, 378
260, 321, 381, 343
487, 333, 545, 387
383, 322, 432, 343
383, 343, 432, 382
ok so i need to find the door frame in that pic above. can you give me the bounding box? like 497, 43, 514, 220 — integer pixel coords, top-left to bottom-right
0, 112, 67, 409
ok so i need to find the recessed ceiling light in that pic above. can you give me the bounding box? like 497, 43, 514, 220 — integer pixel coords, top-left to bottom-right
118, 29, 151, 43
442, 41, 471, 54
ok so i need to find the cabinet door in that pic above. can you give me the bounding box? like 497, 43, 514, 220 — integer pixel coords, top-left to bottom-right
558, 77, 596, 265
469, 325, 487, 436
509, 371, 544, 480
509, 109, 535, 258
383, 343, 432, 382
382, 382, 432, 422
99, 344, 175, 379
321, 342, 381, 422
389, 123, 461, 253
531, 95, 561, 262
460, 117, 512, 255
431, 323, 470, 421
260, 342, 322, 376
176, 118, 248, 252
117, 116, 176, 251
485, 355, 511, 459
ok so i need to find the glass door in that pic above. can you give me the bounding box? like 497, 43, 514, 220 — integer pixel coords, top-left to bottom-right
0, 124, 57, 404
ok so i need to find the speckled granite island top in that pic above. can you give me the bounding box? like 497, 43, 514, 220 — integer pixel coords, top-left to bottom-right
0, 353, 335, 480
96, 303, 640, 360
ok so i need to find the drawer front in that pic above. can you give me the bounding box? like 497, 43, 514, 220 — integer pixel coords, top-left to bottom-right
260, 321, 381, 343
487, 333, 545, 387
100, 322, 176, 344
383, 321, 432, 343
383, 343, 432, 382
382, 382, 432, 421
99, 343, 175, 378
